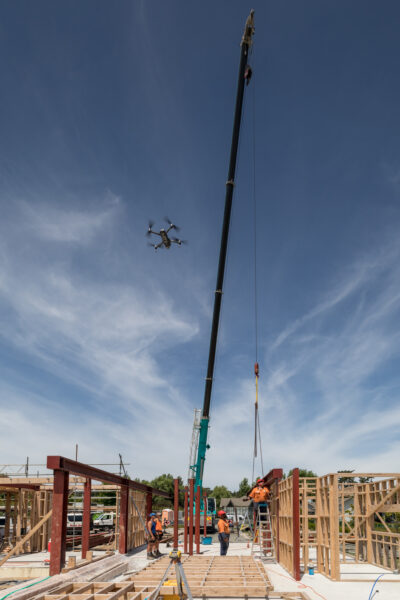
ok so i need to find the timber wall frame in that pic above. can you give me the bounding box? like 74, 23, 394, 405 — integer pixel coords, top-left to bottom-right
47, 456, 170, 576
264, 469, 400, 581
0, 485, 52, 554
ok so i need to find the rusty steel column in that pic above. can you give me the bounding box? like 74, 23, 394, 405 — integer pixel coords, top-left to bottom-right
49, 469, 69, 576
173, 478, 179, 549
203, 493, 207, 536
292, 468, 301, 580
195, 486, 201, 553
189, 479, 194, 556
119, 485, 129, 554
184, 486, 188, 554
81, 477, 91, 559
146, 491, 152, 519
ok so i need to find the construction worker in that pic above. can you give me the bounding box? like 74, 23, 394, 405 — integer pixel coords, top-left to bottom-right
155, 512, 163, 555
147, 513, 158, 559
244, 479, 269, 524
217, 510, 230, 556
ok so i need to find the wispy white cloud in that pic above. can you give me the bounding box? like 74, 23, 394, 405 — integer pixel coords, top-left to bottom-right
0, 197, 201, 478
205, 232, 400, 485
18, 194, 121, 243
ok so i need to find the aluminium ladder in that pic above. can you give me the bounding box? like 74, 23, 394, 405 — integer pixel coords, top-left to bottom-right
251, 503, 275, 560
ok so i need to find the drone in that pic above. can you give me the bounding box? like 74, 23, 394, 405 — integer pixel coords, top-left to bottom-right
146, 218, 186, 250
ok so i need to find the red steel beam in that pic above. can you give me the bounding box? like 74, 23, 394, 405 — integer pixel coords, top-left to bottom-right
146, 491, 152, 519
49, 469, 69, 576
203, 493, 207, 536
184, 486, 188, 554
81, 478, 91, 559
119, 485, 129, 554
292, 468, 301, 581
47, 456, 170, 498
173, 478, 179, 549
189, 479, 194, 556
195, 486, 200, 554
262, 468, 284, 489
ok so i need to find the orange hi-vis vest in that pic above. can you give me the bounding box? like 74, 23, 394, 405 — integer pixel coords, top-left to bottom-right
218, 518, 230, 535
155, 518, 163, 532
249, 486, 269, 503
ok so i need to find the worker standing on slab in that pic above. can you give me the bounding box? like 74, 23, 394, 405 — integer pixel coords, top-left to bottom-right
155, 512, 164, 555
147, 513, 158, 559
217, 510, 230, 556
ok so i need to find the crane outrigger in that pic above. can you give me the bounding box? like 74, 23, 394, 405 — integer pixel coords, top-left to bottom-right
188, 10, 256, 524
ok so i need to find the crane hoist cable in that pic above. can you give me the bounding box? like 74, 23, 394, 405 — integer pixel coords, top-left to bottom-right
250, 57, 264, 485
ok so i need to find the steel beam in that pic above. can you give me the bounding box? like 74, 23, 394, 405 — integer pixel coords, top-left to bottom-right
195, 486, 200, 553
203, 493, 207, 536
119, 485, 129, 554
189, 478, 194, 556
184, 486, 188, 554
81, 478, 91, 559
49, 469, 69, 576
173, 478, 179, 549
47, 456, 170, 498
146, 491, 152, 519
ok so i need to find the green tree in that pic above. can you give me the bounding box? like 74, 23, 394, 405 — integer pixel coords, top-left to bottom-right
234, 477, 251, 497
288, 468, 318, 478
150, 474, 184, 509
211, 485, 231, 509
338, 469, 355, 483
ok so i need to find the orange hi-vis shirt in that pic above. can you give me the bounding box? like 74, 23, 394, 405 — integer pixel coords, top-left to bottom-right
155, 518, 162, 532
218, 518, 230, 535
249, 486, 269, 503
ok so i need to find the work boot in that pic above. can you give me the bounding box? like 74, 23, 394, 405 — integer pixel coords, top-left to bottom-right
147, 552, 155, 559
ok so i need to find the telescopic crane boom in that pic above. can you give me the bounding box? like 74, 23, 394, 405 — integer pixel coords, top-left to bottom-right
192, 10, 255, 495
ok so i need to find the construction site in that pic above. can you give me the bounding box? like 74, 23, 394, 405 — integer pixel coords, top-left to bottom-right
1, 458, 400, 599
1, 4, 400, 600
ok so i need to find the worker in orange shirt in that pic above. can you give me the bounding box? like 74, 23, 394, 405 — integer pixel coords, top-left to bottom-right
217, 510, 230, 555
244, 479, 269, 522
154, 512, 163, 555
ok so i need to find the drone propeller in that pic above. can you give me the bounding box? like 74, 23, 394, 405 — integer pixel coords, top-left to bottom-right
164, 216, 180, 232
171, 237, 187, 246
146, 220, 154, 236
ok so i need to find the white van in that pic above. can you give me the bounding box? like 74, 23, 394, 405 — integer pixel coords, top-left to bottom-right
93, 513, 115, 530
66, 513, 83, 534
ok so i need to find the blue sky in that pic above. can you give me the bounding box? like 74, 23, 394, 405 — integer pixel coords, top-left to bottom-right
1, 1, 400, 488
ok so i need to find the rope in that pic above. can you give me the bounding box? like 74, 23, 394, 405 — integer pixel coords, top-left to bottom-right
257, 403, 264, 476
250, 52, 264, 482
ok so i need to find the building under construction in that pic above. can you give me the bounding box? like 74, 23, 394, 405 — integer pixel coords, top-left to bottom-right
1, 8, 399, 600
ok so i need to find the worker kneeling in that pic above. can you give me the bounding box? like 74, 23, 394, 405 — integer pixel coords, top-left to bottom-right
217, 510, 230, 556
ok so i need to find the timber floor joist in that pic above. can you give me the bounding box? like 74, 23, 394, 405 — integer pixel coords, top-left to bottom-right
127, 555, 271, 597
32, 555, 310, 599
